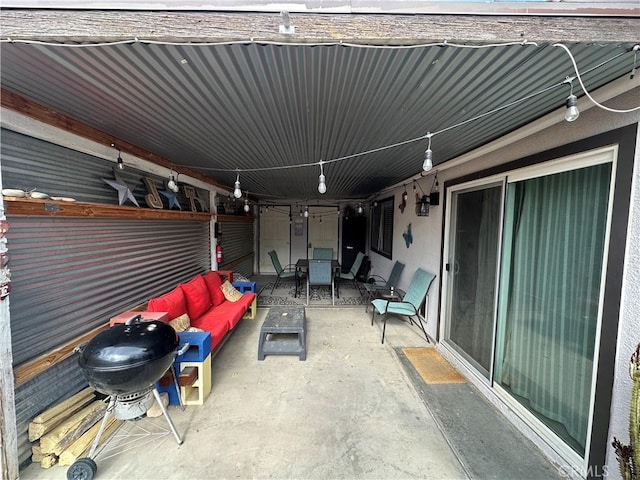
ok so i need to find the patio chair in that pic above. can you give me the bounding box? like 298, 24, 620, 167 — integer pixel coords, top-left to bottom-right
268, 250, 303, 297
313, 247, 333, 260
364, 261, 405, 311
338, 251, 365, 294
307, 260, 335, 306
370, 268, 436, 344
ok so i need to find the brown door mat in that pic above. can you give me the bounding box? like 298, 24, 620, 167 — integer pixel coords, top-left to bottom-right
402, 347, 466, 384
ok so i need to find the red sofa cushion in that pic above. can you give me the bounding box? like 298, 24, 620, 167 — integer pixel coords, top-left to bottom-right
190, 307, 231, 351
147, 286, 187, 320
203, 271, 226, 307
224, 292, 255, 330
180, 275, 212, 320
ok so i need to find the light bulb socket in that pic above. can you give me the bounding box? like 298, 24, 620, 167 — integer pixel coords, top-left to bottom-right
565, 94, 580, 122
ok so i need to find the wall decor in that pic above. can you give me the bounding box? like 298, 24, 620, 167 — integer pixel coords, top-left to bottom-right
103, 168, 140, 207
143, 177, 163, 209
160, 185, 182, 210
183, 186, 207, 212
403, 223, 413, 248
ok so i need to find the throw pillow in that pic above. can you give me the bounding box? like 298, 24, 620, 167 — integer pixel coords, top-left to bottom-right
147, 286, 187, 320
203, 271, 226, 307
180, 275, 212, 320
169, 313, 191, 332
221, 280, 243, 302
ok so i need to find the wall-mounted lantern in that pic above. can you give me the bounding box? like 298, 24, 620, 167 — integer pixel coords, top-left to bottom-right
416, 195, 430, 217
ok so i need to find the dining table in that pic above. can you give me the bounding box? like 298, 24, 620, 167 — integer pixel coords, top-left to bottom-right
295, 258, 342, 298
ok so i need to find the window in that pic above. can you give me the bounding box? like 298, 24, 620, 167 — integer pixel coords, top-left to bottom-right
370, 196, 394, 259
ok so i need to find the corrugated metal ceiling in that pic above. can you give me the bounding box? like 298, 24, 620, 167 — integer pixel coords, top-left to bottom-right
0, 39, 637, 201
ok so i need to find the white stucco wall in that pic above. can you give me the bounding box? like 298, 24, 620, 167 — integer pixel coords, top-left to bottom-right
605, 111, 640, 478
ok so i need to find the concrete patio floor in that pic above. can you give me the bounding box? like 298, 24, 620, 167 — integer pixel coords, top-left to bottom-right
20, 305, 564, 480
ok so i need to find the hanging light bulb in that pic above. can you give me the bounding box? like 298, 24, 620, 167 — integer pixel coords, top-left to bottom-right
318, 162, 327, 194
244, 199, 250, 213
357, 203, 363, 214
233, 173, 242, 198
112, 145, 125, 170
423, 133, 433, 172
564, 77, 580, 122
565, 95, 580, 122
167, 171, 179, 193
304, 206, 309, 218
402, 184, 408, 202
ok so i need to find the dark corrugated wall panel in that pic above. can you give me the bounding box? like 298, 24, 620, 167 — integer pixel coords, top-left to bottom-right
14, 356, 87, 467
7, 216, 211, 365
218, 219, 254, 277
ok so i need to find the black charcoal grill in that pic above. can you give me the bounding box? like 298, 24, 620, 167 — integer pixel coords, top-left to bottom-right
67, 315, 188, 480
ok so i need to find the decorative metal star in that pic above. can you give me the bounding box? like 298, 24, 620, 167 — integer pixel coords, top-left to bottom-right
103, 169, 140, 207
160, 186, 182, 210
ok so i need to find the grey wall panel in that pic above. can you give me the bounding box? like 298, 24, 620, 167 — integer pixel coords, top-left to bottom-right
218, 220, 254, 275
14, 356, 88, 467
1, 128, 209, 209
7, 216, 211, 365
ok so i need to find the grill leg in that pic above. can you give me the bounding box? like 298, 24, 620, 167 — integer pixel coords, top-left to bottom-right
152, 388, 183, 445
87, 396, 116, 459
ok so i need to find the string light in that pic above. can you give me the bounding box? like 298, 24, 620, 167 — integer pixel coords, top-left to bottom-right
563, 77, 580, 122
233, 172, 242, 198
111, 144, 124, 170
357, 203, 363, 214
318, 162, 327, 194
304, 206, 309, 218
167, 171, 179, 193
423, 133, 433, 171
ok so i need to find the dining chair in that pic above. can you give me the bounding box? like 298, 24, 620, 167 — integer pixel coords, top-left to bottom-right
370, 268, 436, 344
268, 250, 302, 297
364, 261, 405, 310
313, 247, 333, 260
338, 251, 365, 294
306, 260, 335, 306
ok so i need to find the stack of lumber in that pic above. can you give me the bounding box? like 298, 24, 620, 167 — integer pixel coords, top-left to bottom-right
29, 387, 122, 468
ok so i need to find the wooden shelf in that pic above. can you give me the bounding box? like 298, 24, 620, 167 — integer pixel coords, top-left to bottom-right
216, 214, 254, 222
4, 197, 213, 221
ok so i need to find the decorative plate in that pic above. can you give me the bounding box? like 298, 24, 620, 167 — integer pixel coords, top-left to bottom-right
29, 191, 50, 199
2, 189, 26, 197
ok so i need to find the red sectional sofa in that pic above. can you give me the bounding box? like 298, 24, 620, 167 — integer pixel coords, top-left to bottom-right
146, 271, 256, 352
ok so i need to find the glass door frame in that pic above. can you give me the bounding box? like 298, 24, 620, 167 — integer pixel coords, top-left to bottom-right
492, 145, 617, 475
439, 174, 506, 387
438, 145, 618, 476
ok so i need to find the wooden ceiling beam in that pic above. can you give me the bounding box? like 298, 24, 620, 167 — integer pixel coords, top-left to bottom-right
1, 10, 638, 44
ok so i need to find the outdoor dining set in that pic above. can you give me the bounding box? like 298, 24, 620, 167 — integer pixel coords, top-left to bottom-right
267, 248, 437, 343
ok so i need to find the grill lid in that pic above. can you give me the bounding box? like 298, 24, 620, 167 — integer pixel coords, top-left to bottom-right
78, 316, 178, 372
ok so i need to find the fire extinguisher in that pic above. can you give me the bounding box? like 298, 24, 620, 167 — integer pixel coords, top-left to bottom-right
216, 244, 223, 264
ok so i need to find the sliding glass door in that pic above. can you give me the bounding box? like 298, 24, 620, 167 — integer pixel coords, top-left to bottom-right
494, 162, 612, 456
442, 147, 615, 468
444, 183, 503, 378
